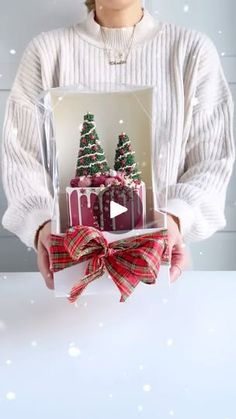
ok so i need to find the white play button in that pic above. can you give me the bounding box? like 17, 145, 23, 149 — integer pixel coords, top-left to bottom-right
110, 200, 128, 219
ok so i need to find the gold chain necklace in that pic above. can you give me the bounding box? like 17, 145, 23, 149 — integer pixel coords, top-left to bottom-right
100, 21, 137, 65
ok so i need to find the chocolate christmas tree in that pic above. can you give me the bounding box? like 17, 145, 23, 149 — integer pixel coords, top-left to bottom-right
75, 112, 110, 177
114, 132, 141, 180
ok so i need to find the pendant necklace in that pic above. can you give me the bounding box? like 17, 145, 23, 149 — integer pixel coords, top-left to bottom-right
100, 14, 141, 65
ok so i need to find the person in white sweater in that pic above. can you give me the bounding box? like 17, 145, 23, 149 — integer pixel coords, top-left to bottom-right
1, 0, 235, 289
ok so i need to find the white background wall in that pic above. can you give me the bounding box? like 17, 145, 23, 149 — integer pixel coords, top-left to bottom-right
0, 0, 235, 271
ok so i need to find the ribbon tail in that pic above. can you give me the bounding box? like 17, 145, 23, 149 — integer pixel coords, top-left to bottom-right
68, 265, 105, 303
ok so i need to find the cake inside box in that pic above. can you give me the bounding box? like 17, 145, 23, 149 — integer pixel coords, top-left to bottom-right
66, 112, 146, 232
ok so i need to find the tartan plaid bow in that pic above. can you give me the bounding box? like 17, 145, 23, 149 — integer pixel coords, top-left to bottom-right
49, 225, 169, 303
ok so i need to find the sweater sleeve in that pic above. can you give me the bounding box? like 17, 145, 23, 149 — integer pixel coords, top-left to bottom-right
160, 35, 235, 242
1, 37, 54, 252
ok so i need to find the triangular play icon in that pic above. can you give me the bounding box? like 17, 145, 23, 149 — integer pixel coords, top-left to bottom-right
110, 200, 128, 219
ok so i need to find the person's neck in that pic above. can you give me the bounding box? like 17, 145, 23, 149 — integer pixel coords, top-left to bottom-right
94, 1, 143, 28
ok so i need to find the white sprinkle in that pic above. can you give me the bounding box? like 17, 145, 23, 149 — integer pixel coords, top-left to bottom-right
162, 298, 168, 304
199, 251, 203, 255
27, 247, 32, 252
6, 359, 12, 365
10, 49, 16, 55
218, 30, 223, 35
138, 405, 143, 412
108, 393, 113, 398
31, 340, 38, 347
84, 301, 88, 307
68, 346, 81, 357
0, 73, 3, 78
221, 52, 226, 56
139, 364, 144, 371
143, 384, 151, 392
169, 410, 174, 416
99, 322, 103, 328
58, 96, 63, 101
3, 275, 7, 280
166, 338, 174, 347
119, 119, 124, 124
6, 392, 16, 400
30, 299, 35, 304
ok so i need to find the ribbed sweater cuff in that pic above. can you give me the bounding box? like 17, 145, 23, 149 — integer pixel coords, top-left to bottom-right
2, 208, 52, 253
26, 208, 52, 252
160, 198, 195, 238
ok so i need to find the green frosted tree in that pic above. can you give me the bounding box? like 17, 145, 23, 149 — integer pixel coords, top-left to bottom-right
75, 112, 110, 177
114, 132, 141, 180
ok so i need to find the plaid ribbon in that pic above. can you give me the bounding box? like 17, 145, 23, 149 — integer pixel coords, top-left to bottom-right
49, 225, 169, 303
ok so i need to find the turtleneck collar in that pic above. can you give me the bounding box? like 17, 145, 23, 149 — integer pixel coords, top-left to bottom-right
74, 7, 163, 49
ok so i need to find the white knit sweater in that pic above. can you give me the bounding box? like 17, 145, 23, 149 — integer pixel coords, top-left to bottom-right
1, 7, 235, 251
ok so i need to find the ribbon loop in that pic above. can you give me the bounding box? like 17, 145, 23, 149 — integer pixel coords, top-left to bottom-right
50, 225, 169, 303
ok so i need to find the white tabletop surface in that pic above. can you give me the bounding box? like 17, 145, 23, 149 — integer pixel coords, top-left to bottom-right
0, 271, 236, 419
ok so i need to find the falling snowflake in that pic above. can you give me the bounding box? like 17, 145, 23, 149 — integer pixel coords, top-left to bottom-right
0, 320, 6, 331
68, 346, 81, 358
166, 338, 174, 347
142, 384, 151, 392
183, 4, 189, 13
6, 392, 16, 400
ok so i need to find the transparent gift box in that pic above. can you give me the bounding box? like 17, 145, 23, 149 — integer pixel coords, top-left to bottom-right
35, 82, 171, 302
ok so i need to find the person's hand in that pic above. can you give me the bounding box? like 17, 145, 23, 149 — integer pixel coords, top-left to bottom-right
152, 211, 190, 283
166, 213, 190, 283
36, 221, 54, 290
